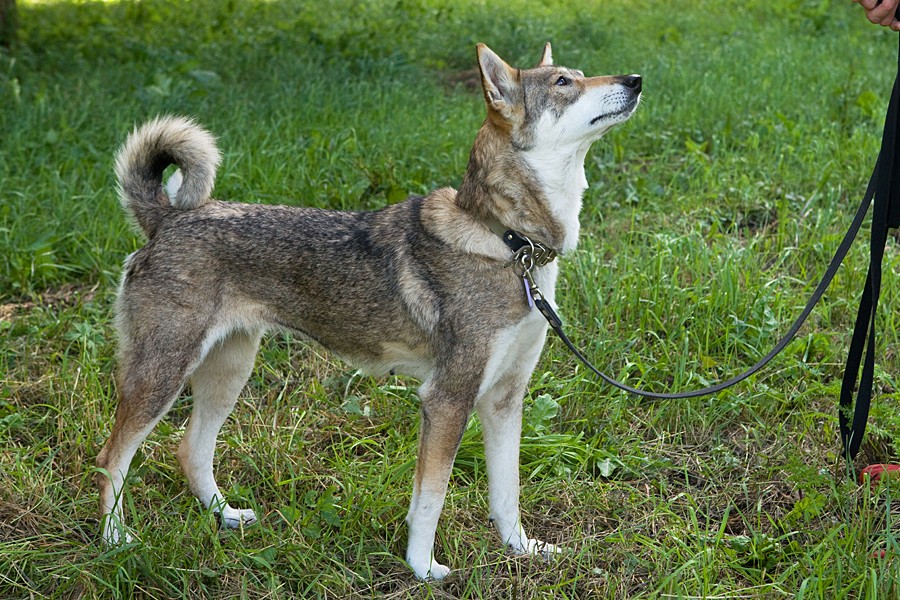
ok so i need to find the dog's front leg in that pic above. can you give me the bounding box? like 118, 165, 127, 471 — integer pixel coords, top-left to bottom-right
475, 341, 561, 559
405, 377, 474, 580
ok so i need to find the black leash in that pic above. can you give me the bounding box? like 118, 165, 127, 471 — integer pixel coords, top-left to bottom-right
507, 193, 868, 400
839, 30, 900, 464
505, 30, 900, 457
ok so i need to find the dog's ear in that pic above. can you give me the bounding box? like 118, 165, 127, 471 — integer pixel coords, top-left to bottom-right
536, 42, 553, 67
476, 44, 520, 121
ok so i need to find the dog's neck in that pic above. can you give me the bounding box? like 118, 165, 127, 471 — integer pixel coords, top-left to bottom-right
521, 142, 591, 253
456, 123, 589, 254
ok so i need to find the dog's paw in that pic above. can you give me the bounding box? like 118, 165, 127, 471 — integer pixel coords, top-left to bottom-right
101, 519, 135, 547
408, 556, 451, 581
511, 538, 562, 560
218, 506, 258, 529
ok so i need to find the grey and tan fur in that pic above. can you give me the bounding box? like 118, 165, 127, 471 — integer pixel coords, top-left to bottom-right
97, 42, 641, 580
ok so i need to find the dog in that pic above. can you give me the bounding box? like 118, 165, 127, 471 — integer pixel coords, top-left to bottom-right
96, 42, 641, 580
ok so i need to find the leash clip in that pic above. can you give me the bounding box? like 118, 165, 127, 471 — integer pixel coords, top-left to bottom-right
522, 269, 544, 308
511, 241, 548, 309
501, 229, 557, 309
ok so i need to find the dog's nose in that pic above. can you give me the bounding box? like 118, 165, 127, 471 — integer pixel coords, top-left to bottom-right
622, 75, 642, 93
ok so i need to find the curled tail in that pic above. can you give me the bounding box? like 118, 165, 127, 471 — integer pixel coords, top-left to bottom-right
114, 115, 221, 237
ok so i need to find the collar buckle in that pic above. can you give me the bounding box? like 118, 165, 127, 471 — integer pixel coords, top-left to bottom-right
502, 230, 558, 270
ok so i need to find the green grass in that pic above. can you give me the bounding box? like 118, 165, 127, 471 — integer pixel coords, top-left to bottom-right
3, 0, 900, 597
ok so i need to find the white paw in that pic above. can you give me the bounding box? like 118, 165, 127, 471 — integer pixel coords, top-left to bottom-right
408, 556, 451, 581
218, 506, 257, 529
101, 518, 135, 546
511, 538, 562, 560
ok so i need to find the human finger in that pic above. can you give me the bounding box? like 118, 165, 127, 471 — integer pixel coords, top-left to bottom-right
869, 0, 899, 24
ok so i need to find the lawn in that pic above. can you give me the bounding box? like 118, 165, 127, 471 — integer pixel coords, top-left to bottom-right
2, 0, 900, 597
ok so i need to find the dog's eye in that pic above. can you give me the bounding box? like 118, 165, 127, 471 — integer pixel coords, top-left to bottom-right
555, 76, 570, 87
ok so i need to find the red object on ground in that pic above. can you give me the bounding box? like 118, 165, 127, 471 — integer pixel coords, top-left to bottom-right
859, 463, 900, 486
859, 465, 900, 560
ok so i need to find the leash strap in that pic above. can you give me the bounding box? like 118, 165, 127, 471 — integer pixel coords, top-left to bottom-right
535, 193, 872, 400
839, 32, 900, 463
506, 184, 870, 400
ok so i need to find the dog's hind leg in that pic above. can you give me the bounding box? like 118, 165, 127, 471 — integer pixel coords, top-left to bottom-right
176, 328, 261, 529
405, 370, 478, 580
96, 339, 195, 545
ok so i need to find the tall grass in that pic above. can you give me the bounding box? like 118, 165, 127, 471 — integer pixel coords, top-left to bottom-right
2, 0, 900, 597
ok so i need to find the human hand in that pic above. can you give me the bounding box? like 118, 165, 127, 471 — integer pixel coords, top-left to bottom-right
854, 0, 900, 31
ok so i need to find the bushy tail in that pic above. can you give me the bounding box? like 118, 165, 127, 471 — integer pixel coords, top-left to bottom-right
114, 115, 221, 237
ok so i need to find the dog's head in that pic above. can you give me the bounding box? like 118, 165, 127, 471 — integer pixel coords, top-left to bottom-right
476, 42, 641, 151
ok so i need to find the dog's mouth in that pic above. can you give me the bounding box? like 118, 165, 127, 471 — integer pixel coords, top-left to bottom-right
589, 96, 640, 126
